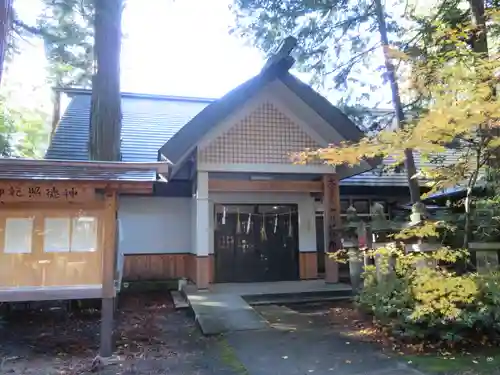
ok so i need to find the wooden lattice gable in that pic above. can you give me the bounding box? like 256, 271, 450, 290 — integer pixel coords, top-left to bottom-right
198, 97, 326, 166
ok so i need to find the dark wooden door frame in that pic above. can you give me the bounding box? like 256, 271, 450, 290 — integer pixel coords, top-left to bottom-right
214, 203, 300, 283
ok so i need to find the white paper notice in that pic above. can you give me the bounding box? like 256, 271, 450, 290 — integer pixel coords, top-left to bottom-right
4, 217, 34, 254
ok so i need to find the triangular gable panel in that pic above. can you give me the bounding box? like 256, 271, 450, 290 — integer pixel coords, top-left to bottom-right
198, 101, 323, 165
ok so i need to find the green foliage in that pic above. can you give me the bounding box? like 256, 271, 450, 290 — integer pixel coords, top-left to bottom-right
0, 95, 49, 158
0, 105, 15, 157
0, 73, 50, 158
7, 104, 49, 158
233, 0, 500, 350
36, 0, 94, 87
357, 267, 414, 326
358, 256, 500, 345
230, 0, 406, 104
11, 0, 95, 88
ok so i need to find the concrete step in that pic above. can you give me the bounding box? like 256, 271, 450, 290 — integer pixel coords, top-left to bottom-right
243, 288, 353, 306
170, 290, 189, 310
255, 304, 328, 330
246, 294, 351, 306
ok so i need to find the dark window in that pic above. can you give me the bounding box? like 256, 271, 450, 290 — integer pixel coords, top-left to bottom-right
353, 200, 369, 214
340, 200, 350, 214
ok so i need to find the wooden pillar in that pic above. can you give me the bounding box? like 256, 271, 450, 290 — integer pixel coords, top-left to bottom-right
323, 174, 340, 283
100, 191, 117, 357
195, 172, 210, 289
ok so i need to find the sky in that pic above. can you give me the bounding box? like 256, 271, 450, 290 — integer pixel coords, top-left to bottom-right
12, 0, 270, 101
9, 0, 407, 111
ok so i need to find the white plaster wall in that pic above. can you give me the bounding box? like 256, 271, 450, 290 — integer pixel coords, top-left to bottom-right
118, 196, 192, 254
209, 192, 317, 253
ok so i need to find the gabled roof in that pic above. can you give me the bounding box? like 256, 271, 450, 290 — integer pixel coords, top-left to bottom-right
46, 36, 375, 184
46, 92, 212, 180
159, 57, 366, 167
49, 59, 373, 183
46, 82, 461, 188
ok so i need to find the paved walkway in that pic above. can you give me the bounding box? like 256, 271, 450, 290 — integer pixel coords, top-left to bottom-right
224, 304, 426, 375
186, 289, 268, 334
184, 280, 352, 335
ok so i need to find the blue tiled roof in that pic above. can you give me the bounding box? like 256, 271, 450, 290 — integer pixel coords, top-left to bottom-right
46, 90, 458, 187
341, 150, 461, 187
46, 93, 213, 164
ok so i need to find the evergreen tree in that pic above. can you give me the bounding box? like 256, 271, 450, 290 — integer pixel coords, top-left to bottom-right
13, 0, 94, 88
0, 0, 13, 86
231, 0, 408, 102
0, 0, 91, 158
37, 0, 94, 88
89, 0, 122, 162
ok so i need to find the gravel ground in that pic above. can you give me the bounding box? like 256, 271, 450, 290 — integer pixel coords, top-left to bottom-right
0, 293, 240, 375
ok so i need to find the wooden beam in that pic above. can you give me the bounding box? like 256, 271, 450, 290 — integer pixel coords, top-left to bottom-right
323, 174, 340, 283
0, 181, 95, 203
0, 286, 103, 302
0, 179, 152, 206
322, 175, 332, 253
110, 182, 153, 194
331, 175, 341, 230
0, 200, 106, 210
208, 179, 323, 193
102, 191, 117, 298
100, 190, 118, 357
0, 180, 153, 195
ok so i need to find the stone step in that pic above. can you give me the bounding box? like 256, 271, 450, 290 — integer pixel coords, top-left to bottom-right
246, 294, 351, 306
255, 304, 328, 330
170, 290, 189, 310
243, 288, 353, 306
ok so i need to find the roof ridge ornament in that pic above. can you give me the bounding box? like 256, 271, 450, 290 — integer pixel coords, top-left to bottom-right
261, 36, 298, 73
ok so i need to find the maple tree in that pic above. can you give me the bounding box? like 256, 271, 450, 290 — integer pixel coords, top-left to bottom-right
298, 17, 500, 247
232, 0, 500, 203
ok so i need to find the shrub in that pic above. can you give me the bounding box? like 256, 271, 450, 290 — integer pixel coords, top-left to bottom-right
356, 260, 500, 346
357, 266, 414, 326
475, 272, 500, 332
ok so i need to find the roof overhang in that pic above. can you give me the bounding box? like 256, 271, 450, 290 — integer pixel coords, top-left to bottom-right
0, 158, 171, 184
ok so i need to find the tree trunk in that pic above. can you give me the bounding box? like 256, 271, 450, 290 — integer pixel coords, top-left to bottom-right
89, 0, 122, 161
0, 0, 13, 87
374, 0, 421, 203
50, 89, 61, 143
468, 0, 488, 56
466, 0, 491, 250
463, 164, 480, 269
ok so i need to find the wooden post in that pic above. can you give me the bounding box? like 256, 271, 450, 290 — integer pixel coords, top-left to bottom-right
100, 191, 117, 357
100, 298, 114, 357
323, 174, 339, 283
